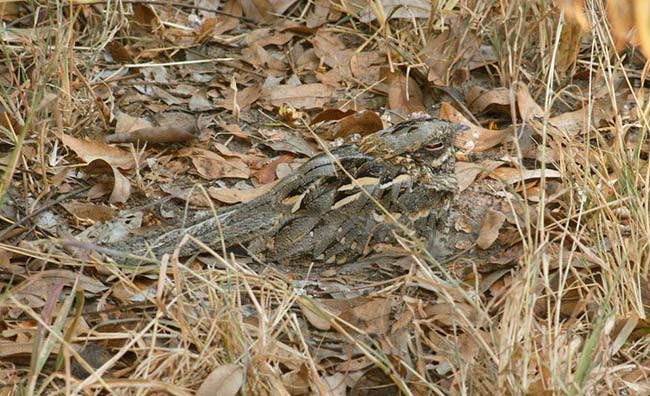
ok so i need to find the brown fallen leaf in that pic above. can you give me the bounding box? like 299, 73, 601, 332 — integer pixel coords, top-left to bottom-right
547, 94, 620, 137
178, 148, 250, 179
440, 102, 510, 152
0, 111, 20, 132
215, 83, 262, 111
61, 134, 135, 170
105, 125, 196, 144
212, 143, 260, 164
240, 0, 274, 23
133, 3, 161, 32
10, 269, 107, 306
350, 51, 384, 84
220, 123, 250, 139
300, 296, 391, 334
213, 0, 242, 35
455, 162, 484, 192
106, 41, 134, 63
114, 111, 153, 135
86, 159, 131, 203
605, 0, 636, 54
246, 27, 295, 47
70, 344, 112, 380
261, 129, 316, 157
160, 184, 213, 207
253, 154, 294, 184
310, 30, 349, 67
0, 342, 36, 358
195, 17, 217, 44
311, 108, 356, 124
208, 181, 278, 204
556, 21, 582, 74
476, 209, 506, 249
62, 202, 117, 223
306, 0, 336, 28
490, 167, 562, 185
262, 83, 334, 110
310, 30, 355, 85
515, 82, 544, 122
466, 86, 511, 115
325, 110, 384, 139
384, 68, 425, 115
359, 0, 431, 22
196, 364, 244, 396
282, 368, 311, 395
421, 30, 452, 85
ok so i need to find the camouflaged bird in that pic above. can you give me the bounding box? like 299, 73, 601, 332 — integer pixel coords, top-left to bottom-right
102, 118, 465, 265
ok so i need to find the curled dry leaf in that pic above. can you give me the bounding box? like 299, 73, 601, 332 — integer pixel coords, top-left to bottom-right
107, 167, 131, 204
476, 209, 506, 249
86, 159, 132, 204
61, 134, 135, 169
105, 125, 196, 144
177, 148, 250, 179
440, 102, 510, 152
196, 364, 244, 396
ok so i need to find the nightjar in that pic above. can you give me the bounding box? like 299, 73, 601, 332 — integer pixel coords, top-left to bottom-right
102, 118, 466, 265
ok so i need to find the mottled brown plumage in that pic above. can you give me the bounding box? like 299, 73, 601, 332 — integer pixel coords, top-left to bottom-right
102, 118, 465, 265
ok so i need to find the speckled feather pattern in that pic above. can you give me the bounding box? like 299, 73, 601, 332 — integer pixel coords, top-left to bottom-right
102, 118, 465, 265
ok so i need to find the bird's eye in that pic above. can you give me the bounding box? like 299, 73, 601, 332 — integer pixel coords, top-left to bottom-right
424, 142, 444, 151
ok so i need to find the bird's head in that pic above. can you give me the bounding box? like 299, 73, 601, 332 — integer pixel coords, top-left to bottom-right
359, 117, 467, 172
